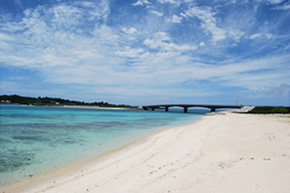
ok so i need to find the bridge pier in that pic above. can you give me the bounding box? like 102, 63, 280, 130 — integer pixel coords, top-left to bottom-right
165, 107, 169, 112
184, 107, 188, 113
211, 108, 216, 112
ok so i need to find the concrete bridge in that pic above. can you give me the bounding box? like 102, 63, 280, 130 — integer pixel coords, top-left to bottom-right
142, 104, 243, 113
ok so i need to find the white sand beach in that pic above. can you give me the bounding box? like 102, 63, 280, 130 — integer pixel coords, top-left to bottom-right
2, 112, 290, 193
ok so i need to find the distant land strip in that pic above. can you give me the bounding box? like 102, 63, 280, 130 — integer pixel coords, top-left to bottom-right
0, 94, 137, 109
1, 94, 289, 113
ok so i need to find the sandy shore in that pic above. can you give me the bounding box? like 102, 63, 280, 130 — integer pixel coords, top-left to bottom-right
1, 112, 290, 193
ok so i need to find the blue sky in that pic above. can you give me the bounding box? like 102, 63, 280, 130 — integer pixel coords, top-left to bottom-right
0, 0, 289, 106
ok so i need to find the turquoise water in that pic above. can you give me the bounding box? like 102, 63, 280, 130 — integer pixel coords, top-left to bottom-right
0, 105, 202, 186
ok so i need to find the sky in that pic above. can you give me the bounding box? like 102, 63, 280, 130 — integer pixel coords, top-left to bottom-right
0, 0, 290, 106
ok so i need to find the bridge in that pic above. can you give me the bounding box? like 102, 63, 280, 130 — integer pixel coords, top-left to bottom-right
142, 104, 243, 113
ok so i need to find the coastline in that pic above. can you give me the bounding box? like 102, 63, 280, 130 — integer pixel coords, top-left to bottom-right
61, 105, 135, 110
0, 103, 135, 110
1, 112, 290, 193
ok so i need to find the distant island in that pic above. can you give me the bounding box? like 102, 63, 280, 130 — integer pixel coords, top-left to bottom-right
0, 94, 137, 109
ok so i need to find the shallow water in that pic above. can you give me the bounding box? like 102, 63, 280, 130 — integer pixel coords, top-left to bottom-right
0, 105, 203, 185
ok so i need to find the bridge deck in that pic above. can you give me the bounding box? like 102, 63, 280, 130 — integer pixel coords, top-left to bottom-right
142, 104, 243, 113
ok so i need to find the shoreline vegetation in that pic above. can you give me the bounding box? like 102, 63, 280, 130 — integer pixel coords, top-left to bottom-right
0, 94, 137, 109
246, 106, 290, 114
1, 112, 289, 193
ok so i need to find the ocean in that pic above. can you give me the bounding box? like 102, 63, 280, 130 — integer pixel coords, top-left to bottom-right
0, 104, 203, 186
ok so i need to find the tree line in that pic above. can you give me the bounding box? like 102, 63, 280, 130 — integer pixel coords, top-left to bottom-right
0, 94, 135, 108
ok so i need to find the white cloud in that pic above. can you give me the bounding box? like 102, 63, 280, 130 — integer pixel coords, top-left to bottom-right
267, 83, 290, 96
158, 0, 181, 6
93, 25, 119, 44
13, 0, 23, 7
0, 1, 119, 72
84, 0, 111, 21
171, 14, 182, 23
267, 0, 284, 4
208, 56, 290, 91
249, 34, 260, 39
137, 53, 288, 95
182, 7, 226, 43
143, 32, 197, 51
0, 33, 15, 41
132, 0, 150, 6
249, 33, 273, 39
273, 2, 290, 10
127, 54, 288, 95
199, 42, 206, 47
23, 9, 32, 17
116, 47, 144, 58
150, 10, 163, 17
1, 0, 289, 105
227, 29, 244, 42
0, 81, 22, 93
122, 27, 137, 35
143, 39, 159, 49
